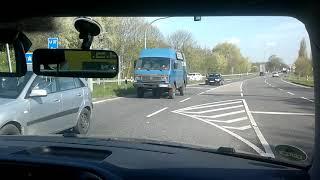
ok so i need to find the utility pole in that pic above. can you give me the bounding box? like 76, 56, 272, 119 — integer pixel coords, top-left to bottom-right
5, 43, 12, 72
144, 17, 171, 49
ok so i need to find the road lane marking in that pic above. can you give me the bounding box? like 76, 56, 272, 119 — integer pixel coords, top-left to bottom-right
93, 97, 122, 104
251, 111, 314, 116
174, 111, 267, 156
146, 107, 168, 118
196, 110, 245, 118
180, 97, 191, 102
242, 99, 275, 158
183, 104, 244, 114
271, 85, 275, 88
240, 81, 243, 92
287, 92, 295, 95
278, 88, 283, 91
223, 125, 252, 131
281, 78, 311, 89
197, 81, 239, 95
241, 93, 243, 97
175, 99, 243, 112
300, 97, 314, 102
208, 116, 248, 123
264, 79, 267, 83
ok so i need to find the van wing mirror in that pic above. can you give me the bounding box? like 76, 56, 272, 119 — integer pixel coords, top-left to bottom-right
32, 49, 119, 78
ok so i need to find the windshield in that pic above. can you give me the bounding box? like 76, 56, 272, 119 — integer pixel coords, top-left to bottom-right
209, 74, 220, 78
0, 16, 314, 167
0, 72, 32, 98
136, 57, 170, 70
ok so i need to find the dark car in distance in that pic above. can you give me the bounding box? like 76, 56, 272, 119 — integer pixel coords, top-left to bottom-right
205, 73, 224, 86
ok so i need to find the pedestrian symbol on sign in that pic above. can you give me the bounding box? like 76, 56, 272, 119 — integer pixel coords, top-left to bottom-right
48, 37, 59, 49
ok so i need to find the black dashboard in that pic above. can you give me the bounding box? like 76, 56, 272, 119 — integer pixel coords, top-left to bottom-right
0, 136, 309, 179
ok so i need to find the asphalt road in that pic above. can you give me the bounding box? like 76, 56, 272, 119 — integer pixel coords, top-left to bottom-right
88, 74, 315, 164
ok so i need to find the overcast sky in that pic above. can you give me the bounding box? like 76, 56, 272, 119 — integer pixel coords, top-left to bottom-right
145, 16, 311, 64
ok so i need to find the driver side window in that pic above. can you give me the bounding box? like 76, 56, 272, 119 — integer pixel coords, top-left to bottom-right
31, 76, 57, 94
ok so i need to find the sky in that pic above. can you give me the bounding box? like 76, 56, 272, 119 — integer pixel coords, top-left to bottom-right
145, 16, 311, 65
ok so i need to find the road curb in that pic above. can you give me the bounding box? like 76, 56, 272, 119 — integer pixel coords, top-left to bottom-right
281, 78, 312, 89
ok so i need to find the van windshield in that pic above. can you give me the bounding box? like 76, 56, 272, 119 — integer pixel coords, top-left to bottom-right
136, 57, 170, 70
0, 72, 33, 99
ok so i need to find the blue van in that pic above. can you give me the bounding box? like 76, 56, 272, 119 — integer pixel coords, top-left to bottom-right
133, 48, 187, 99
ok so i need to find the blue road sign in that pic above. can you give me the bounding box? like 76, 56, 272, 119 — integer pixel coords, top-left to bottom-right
48, 37, 59, 49
25, 52, 33, 64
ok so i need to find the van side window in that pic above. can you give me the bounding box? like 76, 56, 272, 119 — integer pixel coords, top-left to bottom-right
58, 78, 76, 91
31, 76, 57, 94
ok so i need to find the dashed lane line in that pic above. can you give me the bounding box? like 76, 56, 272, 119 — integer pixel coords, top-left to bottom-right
287, 92, 295, 95
241, 93, 243, 97
180, 97, 191, 103
146, 107, 168, 118
301, 97, 314, 103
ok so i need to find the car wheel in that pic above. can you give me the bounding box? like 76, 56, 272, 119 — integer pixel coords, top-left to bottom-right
137, 88, 144, 98
0, 124, 20, 135
179, 84, 185, 96
168, 87, 176, 99
74, 108, 91, 134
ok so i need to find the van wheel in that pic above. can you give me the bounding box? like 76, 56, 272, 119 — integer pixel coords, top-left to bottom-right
179, 84, 185, 96
137, 88, 144, 98
0, 124, 20, 135
168, 87, 176, 99
74, 108, 91, 134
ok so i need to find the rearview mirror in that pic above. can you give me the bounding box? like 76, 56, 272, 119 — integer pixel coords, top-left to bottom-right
32, 49, 119, 78
29, 89, 47, 97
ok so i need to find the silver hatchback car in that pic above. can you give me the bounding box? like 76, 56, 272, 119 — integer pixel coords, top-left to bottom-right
0, 72, 93, 135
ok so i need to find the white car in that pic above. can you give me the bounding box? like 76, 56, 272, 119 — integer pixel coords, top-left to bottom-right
272, 72, 280, 77
187, 73, 203, 81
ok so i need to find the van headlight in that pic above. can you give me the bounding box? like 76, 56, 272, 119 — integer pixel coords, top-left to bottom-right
135, 75, 142, 81
161, 75, 169, 83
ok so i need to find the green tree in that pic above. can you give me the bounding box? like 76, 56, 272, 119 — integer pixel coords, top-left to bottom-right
212, 43, 249, 74
294, 38, 312, 77
266, 55, 285, 72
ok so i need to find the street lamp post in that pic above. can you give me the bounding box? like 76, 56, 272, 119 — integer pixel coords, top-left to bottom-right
144, 17, 171, 49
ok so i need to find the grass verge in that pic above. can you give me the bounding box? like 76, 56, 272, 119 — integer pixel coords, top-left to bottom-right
92, 82, 135, 99
284, 74, 314, 87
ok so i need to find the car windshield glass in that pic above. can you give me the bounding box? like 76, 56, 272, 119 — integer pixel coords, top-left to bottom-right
0, 72, 33, 98
0, 16, 314, 167
136, 57, 170, 70
209, 74, 219, 77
